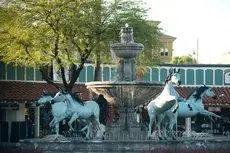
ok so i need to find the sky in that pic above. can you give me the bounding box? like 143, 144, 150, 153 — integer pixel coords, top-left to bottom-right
145, 0, 230, 64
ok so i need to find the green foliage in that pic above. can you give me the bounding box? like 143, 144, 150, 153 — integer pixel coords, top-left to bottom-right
170, 54, 197, 64
91, 0, 162, 66
0, 0, 162, 89
0, 0, 161, 67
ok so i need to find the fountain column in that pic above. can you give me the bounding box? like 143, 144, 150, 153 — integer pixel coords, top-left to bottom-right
112, 23, 144, 81
86, 24, 163, 140
110, 24, 144, 133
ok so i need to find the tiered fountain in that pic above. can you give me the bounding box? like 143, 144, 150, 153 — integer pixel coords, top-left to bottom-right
19, 24, 230, 153
86, 23, 164, 140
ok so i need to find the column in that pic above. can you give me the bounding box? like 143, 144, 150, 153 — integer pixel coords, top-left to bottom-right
34, 106, 40, 137
185, 117, 191, 137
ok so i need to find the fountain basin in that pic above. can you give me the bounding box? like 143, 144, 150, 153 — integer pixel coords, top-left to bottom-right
86, 81, 164, 106
111, 43, 144, 58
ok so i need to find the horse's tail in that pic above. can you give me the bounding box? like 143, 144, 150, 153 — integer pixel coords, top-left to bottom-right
96, 95, 108, 125
142, 106, 150, 127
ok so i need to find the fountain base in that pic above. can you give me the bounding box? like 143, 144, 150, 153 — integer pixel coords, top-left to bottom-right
19, 136, 230, 153
86, 81, 164, 140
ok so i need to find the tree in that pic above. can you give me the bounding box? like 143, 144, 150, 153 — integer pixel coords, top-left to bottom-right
0, 0, 161, 92
170, 54, 197, 64
89, 1, 162, 80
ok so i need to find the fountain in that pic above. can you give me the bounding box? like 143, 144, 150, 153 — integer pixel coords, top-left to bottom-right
86, 23, 164, 140
19, 24, 230, 153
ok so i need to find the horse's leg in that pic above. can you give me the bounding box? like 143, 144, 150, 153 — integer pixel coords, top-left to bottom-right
86, 120, 92, 139
49, 118, 55, 128
156, 114, 164, 140
95, 118, 103, 139
163, 120, 169, 139
80, 124, 88, 132
55, 121, 60, 135
52, 117, 66, 136
68, 113, 79, 131
148, 115, 154, 139
201, 110, 221, 119
168, 116, 177, 140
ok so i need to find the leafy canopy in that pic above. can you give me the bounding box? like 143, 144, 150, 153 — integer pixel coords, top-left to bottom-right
0, 0, 161, 67
0, 0, 162, 90
170, 54, 197, 64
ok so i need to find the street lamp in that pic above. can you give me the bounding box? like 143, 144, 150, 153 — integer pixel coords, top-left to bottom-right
192, 38, 199, 64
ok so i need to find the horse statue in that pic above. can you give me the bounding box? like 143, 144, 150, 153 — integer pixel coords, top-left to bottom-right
50, 91, 103, 139
161, 85, 221, 140
36, 91, 70, 136
147, 68, 181, 139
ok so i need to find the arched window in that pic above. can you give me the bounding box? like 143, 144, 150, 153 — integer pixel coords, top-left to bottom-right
196, 69, 204, 85
152, 67, 159, 82
215, 69, 223, 85
160, 68, 167, 82
187, 69, 194, 85
205, 69, 213, 85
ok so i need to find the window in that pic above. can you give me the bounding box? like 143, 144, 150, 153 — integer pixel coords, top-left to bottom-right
160, 47, 169, 56
87, 65, 94, 82
7, 64, 15, 80
205, 69, 213, 85
215, 69, 223, 85
26, 67, 34, 80
160, 48, 164, 56
17, 66, 25, 80
160, 68, 167, 82
196, 69, 204, 85
187, 69, 194, 85
152, 68, 159, 82
0, 62, 6, 80
103, 66, 110, 81
79, 66, 86, 82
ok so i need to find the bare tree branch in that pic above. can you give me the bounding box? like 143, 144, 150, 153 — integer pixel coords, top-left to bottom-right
40, 66, 61, 90
56, 58, 68, 90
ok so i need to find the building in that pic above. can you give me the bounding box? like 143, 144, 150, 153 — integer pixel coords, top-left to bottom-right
150, 20, 176, 63
1, 61, 230, 142
159, 34, 176, 63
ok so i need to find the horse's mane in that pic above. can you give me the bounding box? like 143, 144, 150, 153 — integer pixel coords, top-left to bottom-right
165, 72, 173, 85
42, 92, 56, 97
187, 86, 209, 101
186, 88, 196, 100
69, 92, 84, 105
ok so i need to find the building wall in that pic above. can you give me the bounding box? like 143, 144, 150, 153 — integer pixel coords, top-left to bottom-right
158, 37, 175, 63
1, 103, 25, 121
149, 20, 175, 63
1, 62, 230, 87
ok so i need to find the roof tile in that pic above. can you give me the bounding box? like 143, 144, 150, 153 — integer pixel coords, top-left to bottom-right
0, 81, 90, 102
0, 81, 229, 106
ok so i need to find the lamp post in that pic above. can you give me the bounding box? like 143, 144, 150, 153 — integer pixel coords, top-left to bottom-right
192, 38, 199, 64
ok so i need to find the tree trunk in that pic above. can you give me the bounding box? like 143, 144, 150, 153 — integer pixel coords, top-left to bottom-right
94, 60, 101, 81
40, 66, 61, 90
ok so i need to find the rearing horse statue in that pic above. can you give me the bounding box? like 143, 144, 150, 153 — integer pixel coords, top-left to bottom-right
161, 85, 221, 140
147, 68, 181, 139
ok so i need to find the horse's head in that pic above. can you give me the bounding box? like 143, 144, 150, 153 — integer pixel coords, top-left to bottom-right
203, 86, 217, 99
36, 91, 53, 106
50, 90, 68, 104
190, 85, 217, 101
166, 68, 181, 86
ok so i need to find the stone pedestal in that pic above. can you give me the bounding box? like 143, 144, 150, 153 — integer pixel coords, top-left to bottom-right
19, 137, 230, 153
105, 106, 147, 140
185, 117, 191, 137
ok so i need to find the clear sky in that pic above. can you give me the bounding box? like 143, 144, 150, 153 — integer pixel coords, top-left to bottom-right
145, 0, 230, 64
